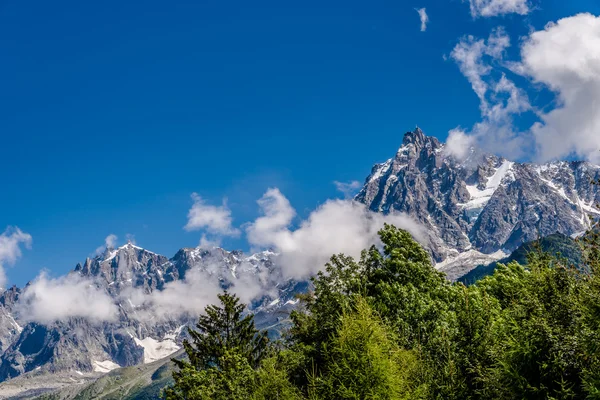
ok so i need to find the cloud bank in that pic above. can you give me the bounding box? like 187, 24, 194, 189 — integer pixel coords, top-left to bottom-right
16, 272, 118, 324
246, 188, 426, 279
0, 227, 32, 288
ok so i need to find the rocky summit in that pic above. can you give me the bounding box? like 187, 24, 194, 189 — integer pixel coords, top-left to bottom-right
356, 128, 600, 279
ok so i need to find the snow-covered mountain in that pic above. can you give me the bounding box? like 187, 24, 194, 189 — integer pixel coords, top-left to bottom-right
0, 243, 300, 390
356, 128, 600, 279
2, 127, 599, 397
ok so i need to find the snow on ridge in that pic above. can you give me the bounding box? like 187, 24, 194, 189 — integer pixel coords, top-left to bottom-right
117, 242, 156, 254
460, 161, 514, 211
369, 159, 392, 183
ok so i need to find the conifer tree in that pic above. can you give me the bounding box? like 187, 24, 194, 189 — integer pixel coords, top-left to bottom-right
164, 291, 270, 399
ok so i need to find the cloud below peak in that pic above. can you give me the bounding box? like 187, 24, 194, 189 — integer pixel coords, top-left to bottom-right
246, 189, 426, 279
16, 272, 118, 325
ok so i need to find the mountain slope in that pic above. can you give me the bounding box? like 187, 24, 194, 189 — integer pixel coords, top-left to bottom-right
356, 128, 600, 278
32, 350, 182, 400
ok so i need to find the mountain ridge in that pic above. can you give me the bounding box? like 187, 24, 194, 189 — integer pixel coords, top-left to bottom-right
355, 128, 600, 279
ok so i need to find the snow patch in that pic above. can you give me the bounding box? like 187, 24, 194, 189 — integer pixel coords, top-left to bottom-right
134, 336, 180, 364
92, 360, 121, 373
163, 325, 186, 340
459, 161, 514, 211
436, 249, 509, 281
7, 314, 22, 333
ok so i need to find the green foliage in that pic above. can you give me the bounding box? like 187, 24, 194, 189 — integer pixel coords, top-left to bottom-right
165, 351, 257, 400
309, 297, 427, 400
180, 291, 269, 371
164, 291, 270, 400
253, 353, 304, 400
459, 233, 583, 285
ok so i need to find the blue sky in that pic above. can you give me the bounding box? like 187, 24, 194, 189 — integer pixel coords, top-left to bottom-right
1, 0, 599, 286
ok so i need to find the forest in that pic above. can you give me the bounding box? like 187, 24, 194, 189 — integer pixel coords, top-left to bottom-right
163, 222, 600, 399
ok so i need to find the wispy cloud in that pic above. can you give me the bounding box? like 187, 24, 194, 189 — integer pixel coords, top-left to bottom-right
0, 227, 32, 288
446, 27, 531, 160
334, 180, 362, 199
467, 0, 530, 18
94, 234, 118, 256
415, 8, 429, 32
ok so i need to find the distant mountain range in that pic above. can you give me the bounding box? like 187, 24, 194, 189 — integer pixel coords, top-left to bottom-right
1, 127, 599, 398
0, 244, 302, 397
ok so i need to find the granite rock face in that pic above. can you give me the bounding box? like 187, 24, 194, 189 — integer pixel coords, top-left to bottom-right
356, 128, 600, 276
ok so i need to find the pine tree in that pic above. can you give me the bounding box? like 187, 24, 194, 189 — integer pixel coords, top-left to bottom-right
164, 291, 270, 399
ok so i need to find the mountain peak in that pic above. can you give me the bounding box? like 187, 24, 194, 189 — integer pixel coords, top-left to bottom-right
402, 127, 426, 146
356, 128, 600, 277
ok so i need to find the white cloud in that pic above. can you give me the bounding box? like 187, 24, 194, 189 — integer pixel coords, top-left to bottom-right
448, 28, 531, 159
94, 234, 118, 256
0, 227, 32, 288
445, 128, 475, 159
519, 13, 600, 163
450, 14, 600, 163
450, 28, 511, 114
123, 260, 275, 323
246, 188, 296, 247
198, 234, 221, 248
334, 180, 362, 199
124, 188, 425, 323
184, 193, 240, 239
415, 8, 429, 32
246, 189, 426, 279
124, 268, 223, 322
16, 272, 118, 324
468, 0, 530, 18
